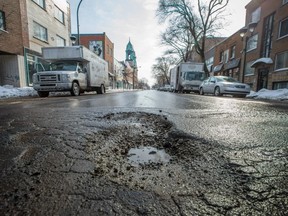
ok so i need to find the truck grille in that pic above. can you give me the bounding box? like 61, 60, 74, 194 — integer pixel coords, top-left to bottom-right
39, 74, 59, 82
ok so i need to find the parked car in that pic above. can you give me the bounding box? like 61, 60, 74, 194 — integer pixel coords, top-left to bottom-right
199, 76, 251, 97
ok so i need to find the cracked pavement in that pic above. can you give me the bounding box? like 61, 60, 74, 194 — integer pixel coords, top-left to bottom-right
1, 108, 287, 215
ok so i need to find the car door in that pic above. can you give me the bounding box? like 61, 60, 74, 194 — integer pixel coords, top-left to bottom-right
206, 77, 216, 93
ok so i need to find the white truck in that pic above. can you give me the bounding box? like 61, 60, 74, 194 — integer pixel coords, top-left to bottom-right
170, 62, 205, 93
33, 46, 109, 97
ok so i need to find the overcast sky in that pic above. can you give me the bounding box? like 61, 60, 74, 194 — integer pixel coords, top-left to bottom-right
70, 0, 251, 86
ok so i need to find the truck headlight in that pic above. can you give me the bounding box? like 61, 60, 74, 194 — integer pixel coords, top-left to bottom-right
62, 74, 71, 82
32, 74, 38, 83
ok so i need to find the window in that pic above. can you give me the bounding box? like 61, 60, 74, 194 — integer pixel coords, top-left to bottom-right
230, 46, 236, 59
223, 49, 229, 63
246, 34, 258, 52
279, 18, 288, 38
56, 35, 66, 46
55, 6, 64, 24
0, 10, 6, 31
251, 7, 261, 23
33, 0, 45, 9
273, 82, 288, 90
275, 51, 288, 70
262, 13, 274, 57
33, 21, 48, 41
244, 61, 255, 75
219, 51, 224, 62
283, 0, 288, 5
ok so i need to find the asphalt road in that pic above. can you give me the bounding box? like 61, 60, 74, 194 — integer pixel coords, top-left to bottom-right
0, 90, 287, 215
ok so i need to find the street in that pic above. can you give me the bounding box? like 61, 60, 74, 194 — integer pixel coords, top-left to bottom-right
0, 90, 287, 215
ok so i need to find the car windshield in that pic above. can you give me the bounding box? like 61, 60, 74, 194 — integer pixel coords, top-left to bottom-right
185, 72, 205, 81
49, 62, 78, 71
216, 76, 239, 83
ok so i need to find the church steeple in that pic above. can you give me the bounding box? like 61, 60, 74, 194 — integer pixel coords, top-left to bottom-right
125, 38, 137, 67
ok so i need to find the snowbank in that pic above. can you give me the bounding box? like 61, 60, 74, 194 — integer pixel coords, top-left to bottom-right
0, 85, 38, 99
246, 88, 288, 101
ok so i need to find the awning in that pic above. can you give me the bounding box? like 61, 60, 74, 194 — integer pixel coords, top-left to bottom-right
251, 58, 273, 68
224, 58, 240, 70
213, 64, 223, 73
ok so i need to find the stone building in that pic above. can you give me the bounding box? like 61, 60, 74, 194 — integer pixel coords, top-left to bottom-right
0, 0, 71, 87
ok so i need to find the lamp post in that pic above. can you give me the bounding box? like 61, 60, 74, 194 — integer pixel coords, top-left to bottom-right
70, 35, 77, 45
239, 22, 257, 82
132, 66, 136, 89
77, 0, 84, 45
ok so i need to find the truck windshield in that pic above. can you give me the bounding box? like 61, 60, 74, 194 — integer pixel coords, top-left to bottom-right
49, 62, 77, 71
185, 72, 205, 81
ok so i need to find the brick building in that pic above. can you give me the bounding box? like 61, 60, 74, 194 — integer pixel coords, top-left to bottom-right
209, 0, 288, 91
211, 31, 243, 80
74, 33, 115, 88
0, 0, 71, 87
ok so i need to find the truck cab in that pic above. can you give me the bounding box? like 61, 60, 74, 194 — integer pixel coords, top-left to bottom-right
33, 60, 87, 97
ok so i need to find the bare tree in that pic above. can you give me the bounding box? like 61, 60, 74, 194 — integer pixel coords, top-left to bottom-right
152, 55, 177, 86
161, 18, 194, 62
157, 0, 229, 76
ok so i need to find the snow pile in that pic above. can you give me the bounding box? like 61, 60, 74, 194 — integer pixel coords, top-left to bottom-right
0, 85, 38, 99
246, 88, 288, 101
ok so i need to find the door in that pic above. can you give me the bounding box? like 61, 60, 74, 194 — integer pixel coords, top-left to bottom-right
257, 68, 269, 91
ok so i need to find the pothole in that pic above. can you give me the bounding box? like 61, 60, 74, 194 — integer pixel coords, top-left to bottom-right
127, 146, 171, 167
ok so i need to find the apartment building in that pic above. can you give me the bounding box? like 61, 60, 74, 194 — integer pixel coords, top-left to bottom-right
211, 32, 243, 80
209, 0, 288, 91
0, 0, 71, 87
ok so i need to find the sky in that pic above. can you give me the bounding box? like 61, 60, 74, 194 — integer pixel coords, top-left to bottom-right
1, 85, 288, 101
69, 0, 251, 86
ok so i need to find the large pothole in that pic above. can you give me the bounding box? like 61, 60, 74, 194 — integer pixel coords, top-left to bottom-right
85, 112, 232, 197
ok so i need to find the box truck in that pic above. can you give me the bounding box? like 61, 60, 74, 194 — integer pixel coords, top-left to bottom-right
33, 46, 109, 97
170, 62, 205, 93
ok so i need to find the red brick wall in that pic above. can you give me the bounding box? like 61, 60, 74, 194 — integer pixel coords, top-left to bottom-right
79, 33, 114, 73
0, 0, 29, 55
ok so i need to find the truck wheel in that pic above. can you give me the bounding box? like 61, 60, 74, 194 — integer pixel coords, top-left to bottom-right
97, 85, 105, 94
38, 91, 49, 97
71, 82, 80, 96
214, 87, 222, 96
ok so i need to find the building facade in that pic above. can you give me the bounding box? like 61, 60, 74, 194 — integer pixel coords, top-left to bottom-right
243, 0, 288, 90
0, 0, 71, 87
75, 33, 115, 88
211, 32, 243, 80
209, 0, 288, 91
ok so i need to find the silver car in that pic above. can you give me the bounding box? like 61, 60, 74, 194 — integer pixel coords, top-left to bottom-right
199, 76, 251, 97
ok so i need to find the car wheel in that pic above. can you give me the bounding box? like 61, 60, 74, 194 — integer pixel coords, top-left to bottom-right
199, 88, 204, 95
71, 82, 80, 96
214, 87, 222, 96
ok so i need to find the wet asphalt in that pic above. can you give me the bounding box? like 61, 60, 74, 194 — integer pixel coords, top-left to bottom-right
0, 90, 287, 215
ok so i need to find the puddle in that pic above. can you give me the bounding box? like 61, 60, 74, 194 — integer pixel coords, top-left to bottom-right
127, 146, 171, 167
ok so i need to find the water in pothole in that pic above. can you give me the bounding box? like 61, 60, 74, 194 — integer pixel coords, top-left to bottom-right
127, 146, 171, 167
